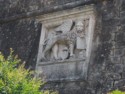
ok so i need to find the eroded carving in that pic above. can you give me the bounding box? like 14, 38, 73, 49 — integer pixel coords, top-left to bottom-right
41, 19, 89, 61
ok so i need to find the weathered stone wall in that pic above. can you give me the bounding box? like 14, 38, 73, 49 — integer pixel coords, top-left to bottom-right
0, 19, 41, 69
0, 0, 125, 94
88, 0, 125, 93
0, 0, 94, 23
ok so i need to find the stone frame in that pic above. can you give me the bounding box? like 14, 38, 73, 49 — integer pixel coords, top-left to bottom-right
35, 5, 96, 82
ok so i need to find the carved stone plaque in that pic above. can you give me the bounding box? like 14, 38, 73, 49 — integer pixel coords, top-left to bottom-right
36, 5, 96, 81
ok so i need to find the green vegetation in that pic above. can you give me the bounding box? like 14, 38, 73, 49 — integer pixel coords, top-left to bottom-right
108, 90, 125, 94
0, 49, 57, 94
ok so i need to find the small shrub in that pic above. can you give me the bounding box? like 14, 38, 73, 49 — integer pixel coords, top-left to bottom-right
0, 49, 57, 94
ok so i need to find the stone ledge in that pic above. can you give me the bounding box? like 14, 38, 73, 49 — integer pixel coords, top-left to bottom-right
38, 58, 85, 66
44, 76, 87, 82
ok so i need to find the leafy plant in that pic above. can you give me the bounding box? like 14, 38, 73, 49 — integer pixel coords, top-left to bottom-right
108, 90, 125, 94
0, 48, 57, 94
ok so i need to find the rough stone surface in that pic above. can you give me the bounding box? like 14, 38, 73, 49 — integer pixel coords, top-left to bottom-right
0, 19, 41, 69
0, 0, 125, 94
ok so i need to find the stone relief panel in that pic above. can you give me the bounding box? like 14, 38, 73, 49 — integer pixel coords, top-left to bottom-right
41, 19, 89, 61
36, 5, 96, 81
